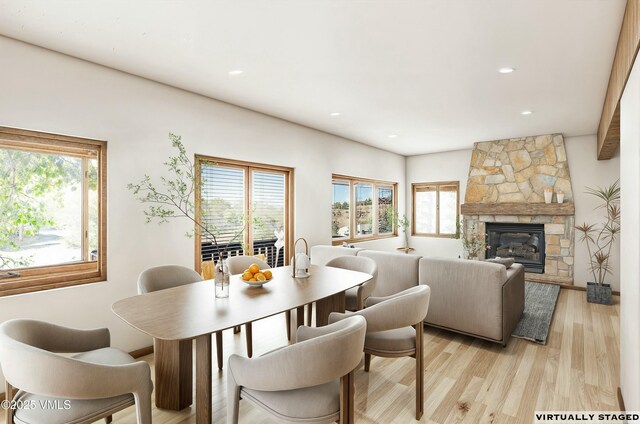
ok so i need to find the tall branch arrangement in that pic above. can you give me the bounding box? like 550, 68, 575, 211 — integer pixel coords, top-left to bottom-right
127, 133, 247, 260
575, 180, 620, 286
460, 219, 485, 259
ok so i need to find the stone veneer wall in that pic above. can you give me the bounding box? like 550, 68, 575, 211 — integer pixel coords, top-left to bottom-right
463, 134, 575, 284
465, 133, 573, 203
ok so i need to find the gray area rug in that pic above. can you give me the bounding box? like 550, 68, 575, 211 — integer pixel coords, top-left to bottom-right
511, 281, 560, 344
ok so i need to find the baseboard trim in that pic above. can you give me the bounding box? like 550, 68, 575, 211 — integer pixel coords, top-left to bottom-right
559, 283, 620, 296
1, 345, 155, 400
618, 387, 626, 411
526, 278, 623, 296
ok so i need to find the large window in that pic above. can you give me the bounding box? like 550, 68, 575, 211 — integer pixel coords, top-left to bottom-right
412, 181, 459, 237
332, 174, 397, 245
0, 127, 107, 296
195, 156, 293, 269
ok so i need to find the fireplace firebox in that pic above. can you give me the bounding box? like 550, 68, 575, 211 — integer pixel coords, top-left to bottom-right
485, 223, 545, 273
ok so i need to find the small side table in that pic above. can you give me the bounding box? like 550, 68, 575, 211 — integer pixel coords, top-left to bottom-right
396, 247, 416, 254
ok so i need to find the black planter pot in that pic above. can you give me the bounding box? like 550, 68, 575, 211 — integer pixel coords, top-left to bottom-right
586, 282, 612, 305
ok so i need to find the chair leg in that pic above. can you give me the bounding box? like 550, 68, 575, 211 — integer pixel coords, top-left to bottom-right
134, 388, 153, 424
285, 310, 292, 340
216, 331, 223, 370
415, 321, 424, 420
364, 353, 371, 372
5, 381, 14, 424
339, 370, 355, 424
105, 415, 113, 423
245, 322, 253, 358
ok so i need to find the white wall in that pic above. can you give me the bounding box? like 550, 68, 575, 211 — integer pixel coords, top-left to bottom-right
405, 136, 621, 290
619, 54, 640, 410
0, 36, 406, 387
405, 149, 469, 258
565, 135, 620, 290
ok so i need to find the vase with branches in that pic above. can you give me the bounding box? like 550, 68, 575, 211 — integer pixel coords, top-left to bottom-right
459, 219, 485, 260
575, 180, 620, 305
127, 133, 257, 264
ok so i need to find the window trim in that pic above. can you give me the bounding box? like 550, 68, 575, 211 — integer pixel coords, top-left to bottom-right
411, 180, 460, 238
194, 155, 294, 272
331, 174, 398, 246
0, 126, 107, 297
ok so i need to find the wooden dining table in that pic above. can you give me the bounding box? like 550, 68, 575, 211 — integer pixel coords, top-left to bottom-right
112, 264, 372, 424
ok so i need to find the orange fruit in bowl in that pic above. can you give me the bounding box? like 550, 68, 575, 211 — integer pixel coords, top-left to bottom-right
255, 273, 266, 282
242, 271, 253, 281
249, 278, 257, 282
248, 263, 260, 274
263, 270, 273, 280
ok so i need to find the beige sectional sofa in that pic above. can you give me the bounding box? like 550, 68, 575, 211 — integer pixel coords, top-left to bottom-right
311, 245, 525, 346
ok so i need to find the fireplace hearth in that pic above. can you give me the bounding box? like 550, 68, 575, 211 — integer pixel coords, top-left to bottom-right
486, 223, 545, 273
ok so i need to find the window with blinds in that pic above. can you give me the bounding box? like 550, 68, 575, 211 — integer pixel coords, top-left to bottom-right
331, 174, 398, 245
196, 156, 292, 269
412, 181, 460, 237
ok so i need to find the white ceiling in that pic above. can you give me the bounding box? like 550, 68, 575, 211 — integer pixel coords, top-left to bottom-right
0, 0, 626, 156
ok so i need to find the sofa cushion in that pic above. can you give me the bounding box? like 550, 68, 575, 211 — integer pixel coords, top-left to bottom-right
419, 257, 507, 341
357, 250, 421, 297
310, 245, 363, 266
486, 257, 515, 268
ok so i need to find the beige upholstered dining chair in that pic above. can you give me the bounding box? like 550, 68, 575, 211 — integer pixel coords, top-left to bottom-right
0, 319, 152, 424
329, 285, 431, 420
138, 264, 225, 370
226, 256, 292, 358
226, 315, 367, 424
326, 256, 378, 311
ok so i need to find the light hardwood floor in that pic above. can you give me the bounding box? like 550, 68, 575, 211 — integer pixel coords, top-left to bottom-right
2, 289, 620, 424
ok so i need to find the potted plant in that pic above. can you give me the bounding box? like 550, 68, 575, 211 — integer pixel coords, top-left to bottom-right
575, 180, 620, 305
459, 219, 485, 260
387, 211, 412, 253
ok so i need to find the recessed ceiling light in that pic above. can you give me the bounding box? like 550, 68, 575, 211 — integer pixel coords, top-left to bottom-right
499, 67, 515, 74
228, 70, 244, 76
388, 134, 398, 138
521, 110, 533, 115
329, 112, 341, 116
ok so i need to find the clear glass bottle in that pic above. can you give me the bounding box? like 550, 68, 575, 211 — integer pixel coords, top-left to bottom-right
214, 256, 230, 298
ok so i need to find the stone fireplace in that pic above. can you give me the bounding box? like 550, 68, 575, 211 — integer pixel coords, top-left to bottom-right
461, 134, 575, 285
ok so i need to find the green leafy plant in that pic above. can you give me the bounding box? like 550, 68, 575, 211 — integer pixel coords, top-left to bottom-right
575, 180, 620, 286
389, 211, 410, 248
127, 133, 257, 260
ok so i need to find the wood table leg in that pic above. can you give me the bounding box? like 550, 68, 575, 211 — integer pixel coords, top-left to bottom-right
285, 310, 292, 340
154, 338, 193, 410
245, 322, 253, 358
215, 331, 223, 370
315, 291, 346, 327
196, 334, 212, 424
289, 305, 307, 341
296, 306, 305, 328
339, 370, 355, 424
